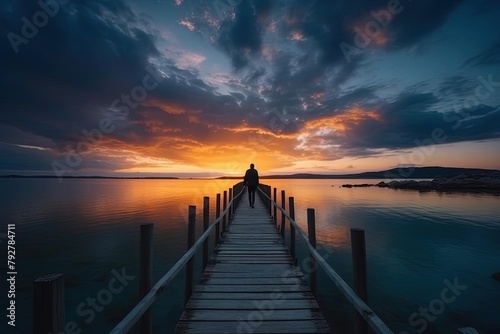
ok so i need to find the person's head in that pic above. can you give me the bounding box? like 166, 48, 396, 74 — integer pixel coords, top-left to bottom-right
250, 163, 255, 169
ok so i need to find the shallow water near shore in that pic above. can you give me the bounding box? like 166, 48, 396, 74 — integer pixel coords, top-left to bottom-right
2, 178, 499, 333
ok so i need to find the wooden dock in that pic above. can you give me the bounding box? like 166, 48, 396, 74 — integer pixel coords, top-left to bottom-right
175, 190, 331, 333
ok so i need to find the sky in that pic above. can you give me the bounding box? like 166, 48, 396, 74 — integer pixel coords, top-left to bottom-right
1, 0, 499, 177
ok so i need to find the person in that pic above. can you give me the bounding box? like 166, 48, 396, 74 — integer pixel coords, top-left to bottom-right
243, 163, 259, 208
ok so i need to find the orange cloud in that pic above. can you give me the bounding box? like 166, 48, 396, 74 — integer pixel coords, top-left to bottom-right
84, 104, 384, 176
290, 31, 306, 41
224, 125, 296, 140
303, 107, 380, 134
294, 107, 381, 154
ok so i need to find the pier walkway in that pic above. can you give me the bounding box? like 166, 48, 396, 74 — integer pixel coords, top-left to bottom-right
175, 189, 331, 333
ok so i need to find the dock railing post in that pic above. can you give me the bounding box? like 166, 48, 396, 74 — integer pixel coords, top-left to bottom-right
215, 193, 221, 244
228, 188, 233, 223
289, 197, 296, 262
267, 185, 272, 214
281, 190, 286, 238
185, 206, 196, 306
273, 187, 277, 226
33, 273, 64, 334
307, 208, 317, 296
222, 191, 227, 233
203, 197, 210, 270
139, 224, 153, 334
351, 228, 369, 334
233, 184, 238, 209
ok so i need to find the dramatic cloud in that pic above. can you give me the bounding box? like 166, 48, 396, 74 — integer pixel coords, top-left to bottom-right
463, 41, 500, 67
0, 0, 499, 175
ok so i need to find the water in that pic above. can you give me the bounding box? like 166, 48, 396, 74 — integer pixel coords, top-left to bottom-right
1, 178, 499, 333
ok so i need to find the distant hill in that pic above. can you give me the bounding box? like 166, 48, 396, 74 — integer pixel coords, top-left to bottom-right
218, 166, 500, 180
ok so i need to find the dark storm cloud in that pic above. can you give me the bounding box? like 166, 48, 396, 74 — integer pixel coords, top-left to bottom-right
211, 0, 463, 67
438, 76, 478, 96
0, 142, 54, 171
0, 0, 160, 146
216, 0, 274, 69
462, 41, 500, 67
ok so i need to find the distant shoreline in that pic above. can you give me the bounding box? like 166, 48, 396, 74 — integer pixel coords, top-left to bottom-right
341, 172, 500, 194
1, 166, 498, 180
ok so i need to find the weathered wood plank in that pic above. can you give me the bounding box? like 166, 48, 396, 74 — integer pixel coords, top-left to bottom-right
203, 264, 292, 272
185, 299, 319, 310
213, 257, 291, 262
180, 309, 326, 321
202, 271, 303, 279
189, 292, 316, 300
216, 250, 289, 254
200, 277, 302, 285
211, 255, 292, 263
194, 284, 310, 293
175, 320, 331, 333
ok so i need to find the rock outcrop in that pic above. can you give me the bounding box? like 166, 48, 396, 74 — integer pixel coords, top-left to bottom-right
342, 171, 500, 193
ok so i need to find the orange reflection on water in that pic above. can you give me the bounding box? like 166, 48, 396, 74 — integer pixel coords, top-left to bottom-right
316, 225, 350, 247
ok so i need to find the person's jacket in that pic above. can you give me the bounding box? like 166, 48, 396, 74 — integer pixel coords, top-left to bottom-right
244, 168, 259, 186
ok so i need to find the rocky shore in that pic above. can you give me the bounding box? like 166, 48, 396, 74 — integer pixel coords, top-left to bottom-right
342, 172, 500, 193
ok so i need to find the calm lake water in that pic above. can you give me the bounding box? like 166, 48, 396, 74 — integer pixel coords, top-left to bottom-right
1, 178, 499, 334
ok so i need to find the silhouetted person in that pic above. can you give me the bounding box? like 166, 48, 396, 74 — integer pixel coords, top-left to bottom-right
244, 163, 259, 208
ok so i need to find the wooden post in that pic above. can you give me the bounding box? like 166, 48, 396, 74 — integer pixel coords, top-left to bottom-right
351, 228, 369, 334
222, 191, 227, 233
307, 208, 317, 296
139, 224, 153, 334
281, 190, 286, 238
233, 185, 237, 209
228, 188, 233, 223
267, 186, 272, 214
185, 206, 196, 305
273, 187, 277, 225
215, 193, 221, 245
203, 197, 209, 270
33, 273, 64, 334
289, 197, 296, 262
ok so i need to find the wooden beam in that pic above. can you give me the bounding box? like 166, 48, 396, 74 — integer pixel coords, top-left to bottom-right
307, 208, 317, 296
139, 224, 153, 334
352, 228, 369, 334
203, 197, 209, 270
281, 190, 286, 238
222, 191, 227, 233
215, 193, 221, 245
289, 196, 296, 262
33, 273, 64, 334
185, 206, 196, 306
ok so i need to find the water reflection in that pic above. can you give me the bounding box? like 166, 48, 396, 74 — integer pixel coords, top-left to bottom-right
2, 178, 499, 333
